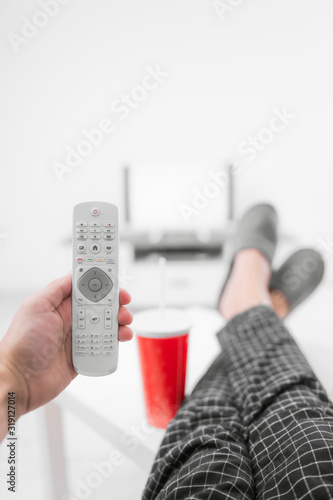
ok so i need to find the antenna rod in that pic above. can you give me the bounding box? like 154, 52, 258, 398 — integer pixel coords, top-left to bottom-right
123, 165, 131, 224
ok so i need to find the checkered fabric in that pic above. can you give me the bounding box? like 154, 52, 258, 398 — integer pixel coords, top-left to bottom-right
142, 305, 333, 499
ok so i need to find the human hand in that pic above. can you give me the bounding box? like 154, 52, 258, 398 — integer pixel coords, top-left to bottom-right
0, 274, 133, 419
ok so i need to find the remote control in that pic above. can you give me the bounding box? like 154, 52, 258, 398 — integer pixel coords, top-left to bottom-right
72, 202, 119, 376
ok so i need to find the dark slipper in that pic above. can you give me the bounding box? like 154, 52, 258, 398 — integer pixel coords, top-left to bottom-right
270, 249, 325, 312
217, 203, 278, 310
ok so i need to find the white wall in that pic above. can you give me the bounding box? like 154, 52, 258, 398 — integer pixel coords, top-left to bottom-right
1, 0, 333, 292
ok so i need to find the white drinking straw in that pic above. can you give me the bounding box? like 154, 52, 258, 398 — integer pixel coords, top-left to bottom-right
159, 256, 167, 319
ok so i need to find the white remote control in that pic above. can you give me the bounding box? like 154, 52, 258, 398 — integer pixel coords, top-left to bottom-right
72, 202, 119, 376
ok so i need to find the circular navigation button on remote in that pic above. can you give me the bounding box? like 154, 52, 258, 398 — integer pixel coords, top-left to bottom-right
105, 245, 113, 252
88, 278, 102, 292
90, 243, 101, 253
77, 267, 113, 303
77, 244, 86, 253
91, 315, 99, 323
91, 208, 100, 216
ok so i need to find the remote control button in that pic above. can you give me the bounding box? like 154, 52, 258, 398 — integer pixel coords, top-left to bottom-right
106, 257, 115, 264
91, 208, 100, 216
89, 339, 100, 344
104, 308, 112, 329
77, 235, 88, 240
78, 319, 85, 329
89, 351, 101, 356
104, 235, 115, 240
76, 228, 88, 233
78, 267, 113, 302
78, 320, 85, 329
76, 345, 87, 350
96, 258, 104, 262
76, 257, 85, 263
88, 278, 102, 292
77, 244, 86, 252
104, 223, 115, 227
90, 228, 101, 233
76, 351, 88, 356
103, 228, 115, 233
76, 333, 87, 338
105, 245, 113, 252
91, 315, 99, 323
103, 351, 114, 356
76, 339, 87, 344
76, 222, 88, 227
86, 257, 94, 262
103, 333, 111, 338
90, 222, 101, 227
90, 243, 101, 253
90, 333, 100, 338
91, 235, 101, 240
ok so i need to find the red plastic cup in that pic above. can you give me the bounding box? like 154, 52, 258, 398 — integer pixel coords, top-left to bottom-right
135, 308, 191, 429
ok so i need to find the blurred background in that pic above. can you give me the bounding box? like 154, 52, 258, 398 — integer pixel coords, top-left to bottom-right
0, 0, 333, 498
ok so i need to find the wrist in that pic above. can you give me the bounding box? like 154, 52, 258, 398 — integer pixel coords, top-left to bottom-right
0, 353, 29, 419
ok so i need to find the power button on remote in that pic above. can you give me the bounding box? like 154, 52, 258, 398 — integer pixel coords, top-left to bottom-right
91, 208, 100, 216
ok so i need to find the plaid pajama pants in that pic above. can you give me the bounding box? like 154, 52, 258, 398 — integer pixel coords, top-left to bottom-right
142, 305, 333, 499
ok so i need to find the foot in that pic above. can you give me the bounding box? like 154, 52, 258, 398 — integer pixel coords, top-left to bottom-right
269, 249, 324, 315
219, 249, 273, 320
269, 289, 291, 319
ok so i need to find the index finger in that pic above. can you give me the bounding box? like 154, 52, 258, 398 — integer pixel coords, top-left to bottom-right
119, 288, 132, 305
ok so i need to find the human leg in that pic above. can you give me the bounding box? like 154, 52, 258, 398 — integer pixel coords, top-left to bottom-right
217, 305, 333, 499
